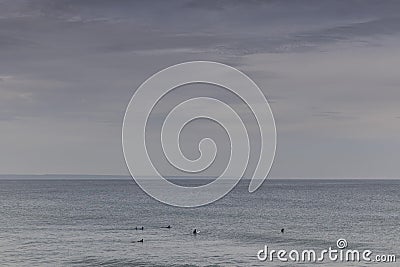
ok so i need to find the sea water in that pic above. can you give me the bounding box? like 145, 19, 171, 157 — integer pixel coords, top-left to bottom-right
0, 178, 399, 266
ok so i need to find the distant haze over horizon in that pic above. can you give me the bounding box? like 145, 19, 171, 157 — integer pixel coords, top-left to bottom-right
1, 1, 400, 178
0, 174, 399, 180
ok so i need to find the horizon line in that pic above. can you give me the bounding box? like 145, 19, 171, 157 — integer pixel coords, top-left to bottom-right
0, 174, 399, 180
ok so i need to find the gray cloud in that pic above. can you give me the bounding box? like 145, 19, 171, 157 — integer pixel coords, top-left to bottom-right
0, 0, 400, 178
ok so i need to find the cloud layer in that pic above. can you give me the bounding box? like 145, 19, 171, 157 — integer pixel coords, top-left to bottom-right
0, 0, 400, 178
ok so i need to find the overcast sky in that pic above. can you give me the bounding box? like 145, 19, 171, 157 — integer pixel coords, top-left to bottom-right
1, 0, 400, 178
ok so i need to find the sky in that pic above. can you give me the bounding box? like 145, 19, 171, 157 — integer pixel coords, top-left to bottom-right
0, 0, 400, 178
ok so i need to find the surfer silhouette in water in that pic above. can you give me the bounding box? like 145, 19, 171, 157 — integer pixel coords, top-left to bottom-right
193, 229, 198, 235
281, 228, 284, 234
161, 225, 171, 229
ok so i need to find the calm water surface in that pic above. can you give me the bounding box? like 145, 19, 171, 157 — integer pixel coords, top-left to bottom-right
0, 179, 399, 266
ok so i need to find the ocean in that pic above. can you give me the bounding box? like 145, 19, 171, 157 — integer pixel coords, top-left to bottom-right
0, 178, 399, 266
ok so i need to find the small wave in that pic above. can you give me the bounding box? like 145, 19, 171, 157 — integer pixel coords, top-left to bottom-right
67, 257, 220, 267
